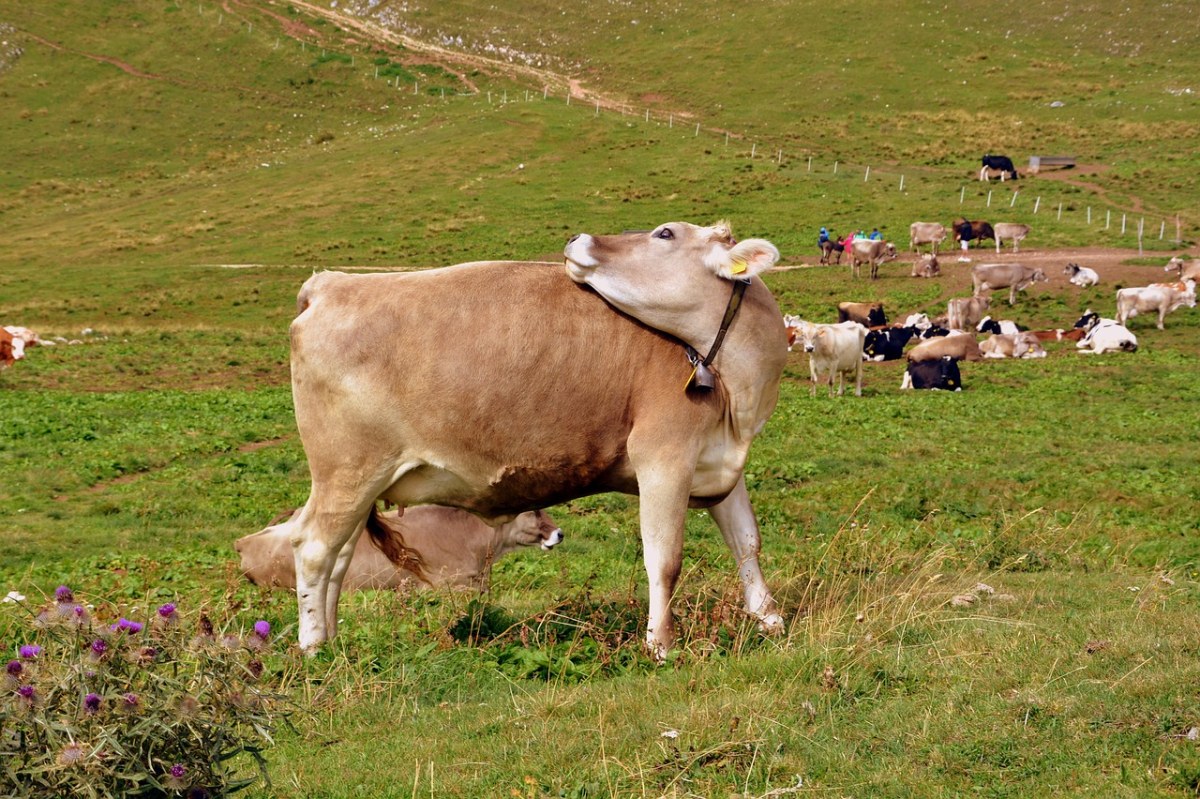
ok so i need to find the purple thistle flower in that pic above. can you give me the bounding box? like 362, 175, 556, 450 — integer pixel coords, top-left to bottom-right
55, 585, 75, 603
253, 620, 271, 639
122, 693, 140, 710
6, 660, 21, 677
84, 693, 102, 714
157, 602, 177, 619
73, 605, 85, 617
111, 618, 144, 634
90, 639, 109, 657
17, 685, 34, 699
170, 764, 187, 779
18, 644, 41, 660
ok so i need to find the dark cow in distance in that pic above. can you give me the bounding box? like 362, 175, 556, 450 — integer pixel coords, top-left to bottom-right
980, 154, 1019, 181
281, 221, 788, 660
953, 218, 996, 250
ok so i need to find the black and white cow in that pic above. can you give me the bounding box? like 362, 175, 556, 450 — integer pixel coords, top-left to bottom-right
863, 326, 918, 361
902, 356, 963, 391
980, 154, 1019, 181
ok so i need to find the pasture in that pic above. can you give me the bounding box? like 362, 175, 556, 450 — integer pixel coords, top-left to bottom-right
2, 0, 1200, 796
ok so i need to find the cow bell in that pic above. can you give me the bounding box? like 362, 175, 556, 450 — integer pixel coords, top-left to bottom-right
687, 362, 717, 392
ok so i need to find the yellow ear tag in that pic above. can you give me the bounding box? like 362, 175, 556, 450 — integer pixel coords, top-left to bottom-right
730, 259, 747, 275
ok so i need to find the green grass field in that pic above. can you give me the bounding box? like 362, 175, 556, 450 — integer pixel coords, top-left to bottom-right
2, 1, 1199, 796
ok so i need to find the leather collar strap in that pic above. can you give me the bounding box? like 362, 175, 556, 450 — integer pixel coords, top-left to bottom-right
684, 278, 751, 392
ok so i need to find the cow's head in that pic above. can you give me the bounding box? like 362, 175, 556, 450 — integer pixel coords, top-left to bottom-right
791, 320, 820, 353
1031, 269, 1048, 283
1165, 257, 1184, 274
867, 305, 887, 327
1063, 263, 1079, 276
500, 510, 564, 554
976, 316, 1000, 335
564, 221, 780, 347
1073, 309, 1099, 331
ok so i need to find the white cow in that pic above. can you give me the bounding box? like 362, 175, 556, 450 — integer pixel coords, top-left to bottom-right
909, 222, 947, 254
1076, 318, 1138, 354
1115, 281, 1196, 329
1165, 256, 1200, 283
793, 320, 867, 397
1063, 263, 1099, 288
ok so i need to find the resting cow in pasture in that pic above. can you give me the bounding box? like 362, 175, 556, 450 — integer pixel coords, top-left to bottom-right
971, 263, 1048, 305
837, 301, 887, 327
911, 253, 940, 278
1115, 281, 1196, 329
1064, 263, 1099, 288
1165, 256, 1200, 283
792, 320, 867, 397
236, 506, 563, 593
902, 356, 963, 391
946, 295, 991, 332
1076, 315, 1138, 354
993, 223, 1031, 253
906, 331, 982, 364
976, 316, 1025, 336
281, 220, 787, 659
953, 218, 996, 251
980, 154, 1019, 181
848, 239, 897, 280
863, 326, 918, 361
909, 222, 947, 254
979, 332, 1047, 359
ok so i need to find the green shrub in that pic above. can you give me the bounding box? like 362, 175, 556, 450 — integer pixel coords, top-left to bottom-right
0, 587, 289, 798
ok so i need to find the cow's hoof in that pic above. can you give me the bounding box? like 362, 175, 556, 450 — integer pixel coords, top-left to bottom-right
644, 635, 671, 665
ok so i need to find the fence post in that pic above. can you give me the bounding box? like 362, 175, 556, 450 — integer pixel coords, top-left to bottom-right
1159, 220, 1165, 240
1121, 214, 1126, 234
751, 143, 756, 158
807, 156, 812, 172
1010, 192, 1018, 207
986, 190, 992, 207
725, 132, 729, 146
1033, 197, 1041, 214
899, 175, 904, 192
834, 160, 839, 174
1087, 207, 1091, 224
959, 186, 964, 204
1106, 210, 1111, 229
1057, 202, 1062, 220
595, 101, 599, 116
1177, 215, 1183, 244
694, 122, 700, 137
864, 166, 870, 181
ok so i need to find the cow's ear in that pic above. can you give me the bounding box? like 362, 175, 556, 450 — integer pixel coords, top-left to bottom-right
716, 238, 779, 280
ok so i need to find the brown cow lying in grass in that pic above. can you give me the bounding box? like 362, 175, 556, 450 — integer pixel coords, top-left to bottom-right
236, 505, 563, 592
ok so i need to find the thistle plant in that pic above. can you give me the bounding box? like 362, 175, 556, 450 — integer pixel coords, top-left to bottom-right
1, 586, 288, 798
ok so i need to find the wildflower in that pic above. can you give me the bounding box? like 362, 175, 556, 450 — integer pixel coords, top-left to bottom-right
253, 620, 270, 639
246, 659, 264, 680
68, 604, 88, 627
121, 692, 141, 713
165, 763, 188, 791
84, 693, 102, 715
6, 660, 21, 677
157, 602, 178, 622
90, 639, 109, 660
2, 590, 24, 603
19, 644, 41, 660
58, 741, 87, 766
17, 685, 36, 706
111, 618, 145, 634
55, 585, 75, 603
134, 645, 158, 665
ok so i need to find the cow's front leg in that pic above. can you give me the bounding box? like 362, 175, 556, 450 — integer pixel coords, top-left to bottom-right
709, 476, 784, 635
634, 463, 692, 663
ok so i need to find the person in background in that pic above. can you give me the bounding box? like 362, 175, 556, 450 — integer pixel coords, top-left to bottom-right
869, 228, 882, 240
818, 226, 830, 246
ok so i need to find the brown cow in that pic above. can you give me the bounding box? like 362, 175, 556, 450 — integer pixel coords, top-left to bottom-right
906, 331, 983, 363
283, 221, 788, 659
837, 301, 887, 327
236, 506, 563, 592
946, 295, 991, 331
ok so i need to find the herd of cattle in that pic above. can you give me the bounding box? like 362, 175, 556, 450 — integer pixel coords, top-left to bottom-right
784, 253, 1198, 393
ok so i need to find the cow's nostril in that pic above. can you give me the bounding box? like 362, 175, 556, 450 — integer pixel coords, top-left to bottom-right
568, 233, 581, 245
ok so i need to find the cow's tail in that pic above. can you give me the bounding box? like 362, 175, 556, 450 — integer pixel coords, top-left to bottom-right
366, 507, 426, 580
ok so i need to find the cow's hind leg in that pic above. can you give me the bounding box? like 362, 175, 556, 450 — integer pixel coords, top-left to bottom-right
290, 484, 380, 653
709, 477, 783, 635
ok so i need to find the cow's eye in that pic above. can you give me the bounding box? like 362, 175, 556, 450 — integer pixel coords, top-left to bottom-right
654, 227, 674, 240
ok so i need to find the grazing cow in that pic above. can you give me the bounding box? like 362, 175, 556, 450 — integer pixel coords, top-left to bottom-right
906, 331, 982, 364
1064, 263, 1100, 288
236, 506, 563, 593
901, 356, 963, 391
1115, 281, 1196, 329
1076, 318, 1138, 354
952, 218, 996, 250
993, 223, 1031, 253
863, 326, 918, 361
819, 238, 848, 265
909, 222, 947, 254
849, 239, 897, 280
837, 301, 887, 328
911, 253, 940, 278
282, 220, 787, 659
980, 154, 1019, 181
979, 332, 1047, 359
976, 316, 1026, 336
0, 328, 14, 370
1165, 256, 1200, 283
793, 320, 867, 397
971, 263, 1048, 305
946, 295, 991, 331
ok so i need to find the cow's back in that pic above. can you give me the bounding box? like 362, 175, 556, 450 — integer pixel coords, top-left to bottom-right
289, 263, 745, 517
